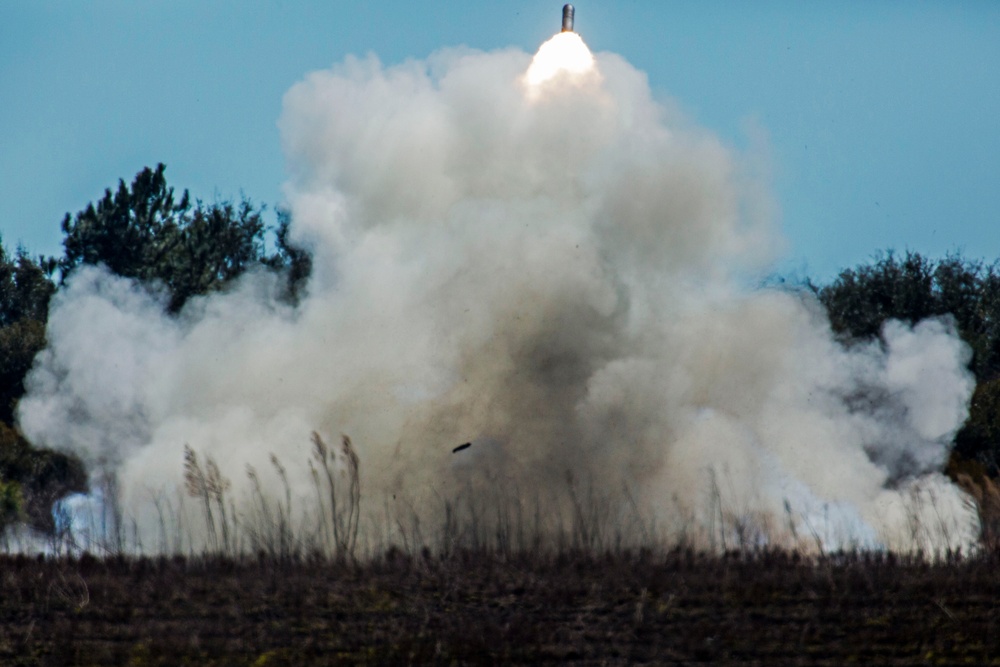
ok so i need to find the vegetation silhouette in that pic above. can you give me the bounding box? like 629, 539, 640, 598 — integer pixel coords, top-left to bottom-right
1, 166, 1000, 555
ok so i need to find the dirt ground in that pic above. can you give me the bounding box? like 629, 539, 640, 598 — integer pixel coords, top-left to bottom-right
0, 549, 998, 665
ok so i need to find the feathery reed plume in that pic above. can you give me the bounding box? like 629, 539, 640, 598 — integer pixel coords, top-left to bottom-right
956, 472, 1000, 553
245, 464, 273, 557
341, 435, 361, 555
98, 468, 125, 556
183, 445, 232, 554
269, 453, 295, 561
311, 432, 361, 559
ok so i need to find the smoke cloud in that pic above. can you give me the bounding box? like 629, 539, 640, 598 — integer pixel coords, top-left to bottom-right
18, 39, 977, 552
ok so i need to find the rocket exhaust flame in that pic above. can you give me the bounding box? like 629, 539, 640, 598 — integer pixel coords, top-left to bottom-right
17, 16, 979, 555
524, 22, 596, 87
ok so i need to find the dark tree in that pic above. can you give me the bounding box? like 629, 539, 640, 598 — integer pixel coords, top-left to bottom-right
164, 198, 269, 311
815, 251, 936, 340
60, 163, 311, 312
815, 250, 1000, 381
0, 243, 56, 424
0, 165, 316, 536
0, 240, 85, 533
271, 208, 312, 304
0, 422, 86, 534
814, 250, 1000, 472
933, 257, 1000, 384
60, 163, 190, 285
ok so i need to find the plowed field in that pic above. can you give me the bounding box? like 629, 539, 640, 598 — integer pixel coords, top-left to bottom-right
1, 550, 998, 665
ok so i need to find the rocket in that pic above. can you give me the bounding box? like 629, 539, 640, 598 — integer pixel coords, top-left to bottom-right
561, 4, 575, 32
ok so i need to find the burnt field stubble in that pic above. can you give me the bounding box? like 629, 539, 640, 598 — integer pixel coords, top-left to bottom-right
0, 549, 998, 665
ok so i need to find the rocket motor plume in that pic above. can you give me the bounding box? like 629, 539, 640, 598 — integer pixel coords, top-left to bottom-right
18, 29, 978, 554
524, 26, 595, 87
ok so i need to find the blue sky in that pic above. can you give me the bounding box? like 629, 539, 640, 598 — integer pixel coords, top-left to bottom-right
2, 1, 998, 281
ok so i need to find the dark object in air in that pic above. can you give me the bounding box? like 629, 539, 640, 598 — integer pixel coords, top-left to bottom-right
453, 442, 472, 453
562, 4, 575, 32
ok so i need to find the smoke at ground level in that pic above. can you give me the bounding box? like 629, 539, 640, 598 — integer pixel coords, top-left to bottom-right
17, 40, 978, 554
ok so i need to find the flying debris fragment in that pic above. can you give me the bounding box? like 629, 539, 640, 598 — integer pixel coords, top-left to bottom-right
453, 442, 472, 454
561, 4, 575, 32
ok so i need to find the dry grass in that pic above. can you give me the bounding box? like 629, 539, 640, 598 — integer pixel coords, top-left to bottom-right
3, 439, 1000, 663
955, 471, 1000, 553
21, 435, 1000, 563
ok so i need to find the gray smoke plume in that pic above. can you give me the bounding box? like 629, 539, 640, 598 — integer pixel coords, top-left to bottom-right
18, 40, 977, 553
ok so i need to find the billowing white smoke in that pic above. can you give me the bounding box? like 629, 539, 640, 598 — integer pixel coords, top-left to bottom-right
18, 39, 977, 552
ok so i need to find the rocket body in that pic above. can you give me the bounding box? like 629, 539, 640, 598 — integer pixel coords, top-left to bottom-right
562, 4, 575, 32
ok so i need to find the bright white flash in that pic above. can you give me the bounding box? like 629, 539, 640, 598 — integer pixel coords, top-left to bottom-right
524, 31, 596, 87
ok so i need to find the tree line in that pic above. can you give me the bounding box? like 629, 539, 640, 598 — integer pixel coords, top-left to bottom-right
812, 250, 1000, 477
1, 164, 999, 536
0, 164, 310, 534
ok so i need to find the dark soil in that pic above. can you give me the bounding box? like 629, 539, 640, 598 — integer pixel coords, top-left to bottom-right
0, 549, 998, 665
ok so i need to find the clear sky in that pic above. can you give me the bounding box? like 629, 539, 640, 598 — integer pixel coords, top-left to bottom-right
2, 1, 998, 281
